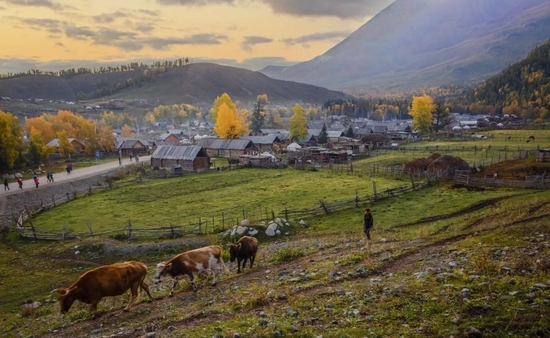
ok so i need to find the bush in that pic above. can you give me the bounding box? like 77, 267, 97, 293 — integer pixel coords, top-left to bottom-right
271, 247, 304, 263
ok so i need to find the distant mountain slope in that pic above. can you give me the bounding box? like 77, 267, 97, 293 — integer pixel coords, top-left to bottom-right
0, 63, 351, 106
261, 0, 550, 93
464, 39, 550, 114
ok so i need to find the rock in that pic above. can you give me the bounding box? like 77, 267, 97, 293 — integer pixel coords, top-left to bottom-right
501, 266, 512, 273
285, 307, 298, 317
370, 278, 383, 284
90, 329, 101, 335
241, 220, 250, 226
248, 229, 259, 236
356, 266, 367, 277
236, 226, 247, 235
266, 223, 278, 236
167, 326, 176, 333
272, 331, 282, 337
534, 283, 548, 289
464, 326, 482, 337
457, 288, 471, 299
146, 333, 156, 338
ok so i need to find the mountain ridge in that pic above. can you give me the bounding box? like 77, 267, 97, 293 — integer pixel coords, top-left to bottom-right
0, 63, 352, 107
260, 0, 550, 93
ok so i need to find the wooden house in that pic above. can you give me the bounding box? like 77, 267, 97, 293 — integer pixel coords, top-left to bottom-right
537, 149, 550, 162
157, 133, 180, 145
151, 145, 210, 172
46, 138, 86, 154
241, 134, 282, 152
116, 139, 148, 156
197, 138, 255, 159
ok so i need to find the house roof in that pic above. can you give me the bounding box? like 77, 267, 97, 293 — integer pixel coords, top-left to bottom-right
151, 145, 207, 160
241, 134, 281, 145
197, 138, 254, 150
46, 138, 81, 147
260, 128, 288, 134
158, 133, 179, 141
116, 139, 147, 150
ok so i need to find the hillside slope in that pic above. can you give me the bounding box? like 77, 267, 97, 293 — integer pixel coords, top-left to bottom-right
0, 63, 351, 106
261, 0, 550, 93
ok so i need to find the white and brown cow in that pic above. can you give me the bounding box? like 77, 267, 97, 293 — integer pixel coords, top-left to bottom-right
55, 261, 153, 315
228, 236, 259, 273
155, 245, 228, 296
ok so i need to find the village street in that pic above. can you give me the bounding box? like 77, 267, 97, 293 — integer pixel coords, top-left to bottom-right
1, 156, 151, 196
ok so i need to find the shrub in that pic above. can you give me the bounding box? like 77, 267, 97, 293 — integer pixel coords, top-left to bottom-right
271, 247, 304, 263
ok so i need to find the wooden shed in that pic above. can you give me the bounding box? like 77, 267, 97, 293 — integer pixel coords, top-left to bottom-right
151, 145, 210, 172
197, 138, 255, 159
116, 139, 149, 156
46, 138, 86, 154
241, 134, 282, 152
537, 149, 550, 162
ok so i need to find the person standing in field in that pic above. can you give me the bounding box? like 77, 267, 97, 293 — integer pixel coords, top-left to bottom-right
363, 208, 374, 241
3, 177, 9, 191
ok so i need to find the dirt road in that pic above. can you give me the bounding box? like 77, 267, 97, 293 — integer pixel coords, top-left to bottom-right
1, 156, 151, 196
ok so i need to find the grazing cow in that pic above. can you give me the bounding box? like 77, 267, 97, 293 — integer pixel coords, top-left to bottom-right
228, 236, 259, 273
55, 261, 153, 314
155, 245, 228, 296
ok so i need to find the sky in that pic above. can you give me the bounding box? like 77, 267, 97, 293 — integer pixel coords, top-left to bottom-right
0, 0, 395, 74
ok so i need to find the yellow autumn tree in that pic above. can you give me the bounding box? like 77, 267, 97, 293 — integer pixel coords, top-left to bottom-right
289, 104, 308, 142
27, 127, 51, 164
25, 115, 56, 145
121, 124, 135, 137
211, 93, 236, 123
214, 103, 247, 138
57, 130, 75, 158
408, 94, 435, 135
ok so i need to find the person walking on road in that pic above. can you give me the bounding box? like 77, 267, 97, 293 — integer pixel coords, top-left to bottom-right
3, 177, 9, 191
135, 155, 139, 162
363, 208, 374, 241
17, 177, 23, 189
49, 172, 54, 182
33, 175, 39, 188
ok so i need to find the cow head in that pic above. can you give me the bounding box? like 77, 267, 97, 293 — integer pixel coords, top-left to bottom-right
228, 243, 242, 263
154, 262, 171, 288
56, 286, 79, 313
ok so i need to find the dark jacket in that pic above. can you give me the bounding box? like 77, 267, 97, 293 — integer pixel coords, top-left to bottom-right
364, 213, 373, 231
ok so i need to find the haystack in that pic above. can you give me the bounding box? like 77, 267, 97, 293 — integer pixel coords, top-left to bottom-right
403, 157, 432, 173
427, 155, 469, 175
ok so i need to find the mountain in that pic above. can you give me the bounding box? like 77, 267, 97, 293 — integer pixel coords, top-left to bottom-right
260, 0, 550, 93
458, 39, 550, 117
0, 63, 352, 106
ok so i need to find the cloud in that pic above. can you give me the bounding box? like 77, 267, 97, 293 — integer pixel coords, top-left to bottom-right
261, 0, 394, 19
2, 0, 65, 10
18, 18, 64, 34
64, 25, 144, 51
241, 35, 273, 51
144, 34, 228, 49
156, 0, 235, 6
282, 30, 351, 47
92, 11, 128, 24
138, 9, 160, 17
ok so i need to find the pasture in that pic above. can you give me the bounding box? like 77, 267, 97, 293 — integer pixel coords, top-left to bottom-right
0, 140, 549, 337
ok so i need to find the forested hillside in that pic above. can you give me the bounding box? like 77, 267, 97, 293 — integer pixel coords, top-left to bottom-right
463, 40, 550, 119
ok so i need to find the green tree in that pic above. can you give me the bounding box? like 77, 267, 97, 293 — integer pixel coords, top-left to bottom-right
409, 94, 435, 135
318, 123, 329, 144
0, 110, 24, 173
433, 101, 452, 132
289, 104, 308, 142
346, 126, 355, 138
251, 94, 267, 135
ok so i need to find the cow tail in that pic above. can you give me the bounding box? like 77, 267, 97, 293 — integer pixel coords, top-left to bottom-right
219, 255, 230, 273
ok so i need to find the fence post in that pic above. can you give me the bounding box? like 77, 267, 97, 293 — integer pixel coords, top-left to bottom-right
284, 208, 288, 220
62, 224, 67, 240
127, 220, 132, 240
222, 212, 225, 230
24, 206, 37, 240
355, 190, 359, 207
86, 221, 93, 236
66, 192, 70, 201
372, 181, 377, 200
198, 217, 202, 234
242, 207, 246, 221
319, 200, 329, 214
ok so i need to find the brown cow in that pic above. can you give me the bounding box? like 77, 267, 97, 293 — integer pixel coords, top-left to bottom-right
55, 261, 153, 314
155, 245, 228, 296
228, 236, 259, 273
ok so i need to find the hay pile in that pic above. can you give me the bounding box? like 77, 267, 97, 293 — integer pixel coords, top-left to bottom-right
403, 153, 469, 175
427, 155, 469, 174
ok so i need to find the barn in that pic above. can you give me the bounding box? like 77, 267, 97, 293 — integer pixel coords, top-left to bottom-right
151, 145, 210, 172
197, 138, 255, 159
241, 134, 282, 152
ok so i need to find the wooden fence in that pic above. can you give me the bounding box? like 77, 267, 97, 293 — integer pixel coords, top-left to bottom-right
14, 179, 427, 241
454, 171, 550, 189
